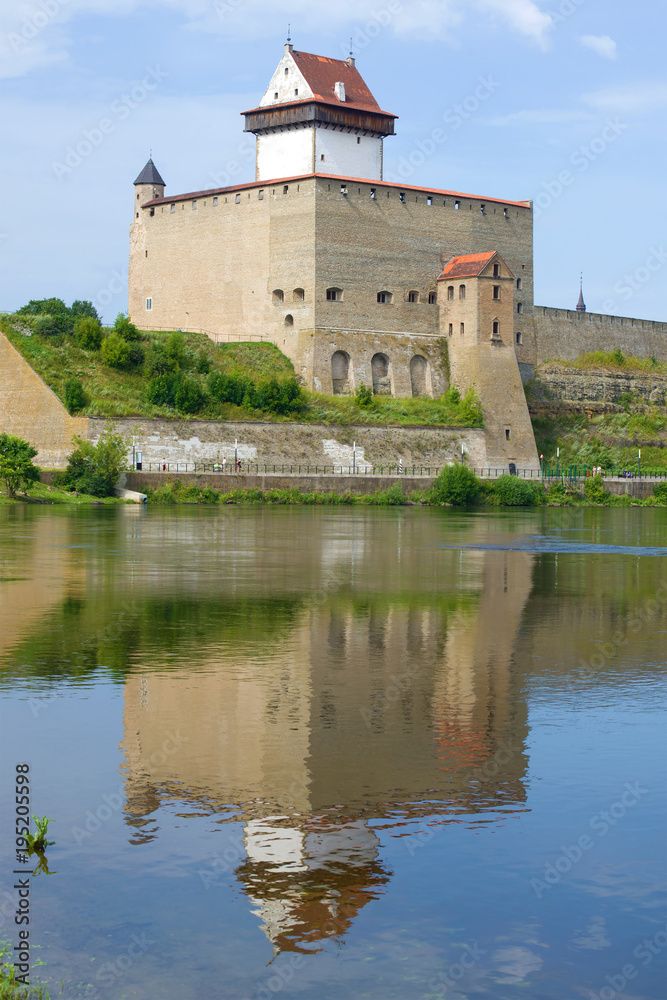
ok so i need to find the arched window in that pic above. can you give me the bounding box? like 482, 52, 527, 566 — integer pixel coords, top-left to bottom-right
293, 288, 305, 302
447, 285, 454, 301
410, 355, 428, 397
516, 278, 522, 290
371, 353, 391, 395
459, 284, 466, 300
331, 350, 351, 395
428, 292, 437, 304
326, 287, 342, 301
377, 291, 393, 304
516, 332, 523, 345
284, 314, 294, 327
272, 289, 284, 304
407, 291, 419, 303
517, 302, 523, 314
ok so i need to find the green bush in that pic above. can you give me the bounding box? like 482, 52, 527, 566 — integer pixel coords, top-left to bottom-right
32, 313, 70, 337
197, 352, 212, 374
493, 474, 537, 506
444, 385, 460, 404
146, 372, 181, 407
64, 378, 88, 414
74, 316, 103, 350
174, 376, 207, 414
0, 433, 40, 496
164, 331, 187, 369
653, 482, 667, 503
494, 474, 538, 505
432, 463, 480, 505
355, 383, 373, 408
373, 483, 406, 505
459, 385, 484, 425
208, 370, 249, 405
611, 347, 625, 366
100, 332, 131, 368
584, 474, 610, 504
113, 313, 140, 340
62, 424, 128, 497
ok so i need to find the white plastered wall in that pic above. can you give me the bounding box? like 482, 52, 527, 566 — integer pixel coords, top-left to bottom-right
259, 50, 313, 107
256, 128, 314, 182
314, 128, 382, 180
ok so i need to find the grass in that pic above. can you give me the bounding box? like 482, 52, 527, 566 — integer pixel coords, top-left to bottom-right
0, 483, 130, 506
545, 349, 667, 375
1, 317, 482, 428
532, 408, 667, 472
0, 941, 53, 1000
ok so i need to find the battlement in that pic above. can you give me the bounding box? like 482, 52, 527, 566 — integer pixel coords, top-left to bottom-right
534, 306, 667, 363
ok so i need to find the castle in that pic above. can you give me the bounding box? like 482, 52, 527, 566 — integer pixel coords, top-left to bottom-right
128, 43, 666, 471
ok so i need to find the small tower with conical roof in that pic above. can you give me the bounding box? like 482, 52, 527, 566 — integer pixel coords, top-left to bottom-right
133, 158, 165, 221
576, 275, 586, 312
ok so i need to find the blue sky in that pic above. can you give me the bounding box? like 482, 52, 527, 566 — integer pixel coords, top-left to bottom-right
0, 0, 665, 323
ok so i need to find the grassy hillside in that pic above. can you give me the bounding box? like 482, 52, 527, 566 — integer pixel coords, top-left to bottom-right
532, 408, 667, 473
0, 316, 482, 428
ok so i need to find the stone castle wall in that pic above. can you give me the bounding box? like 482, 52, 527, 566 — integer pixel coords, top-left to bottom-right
129, 175, 535, 391
0, 333, 89, 467
533, 307, 667, 365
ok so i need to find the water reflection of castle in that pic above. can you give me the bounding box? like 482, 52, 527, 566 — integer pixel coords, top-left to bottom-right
119, 515, 534, 952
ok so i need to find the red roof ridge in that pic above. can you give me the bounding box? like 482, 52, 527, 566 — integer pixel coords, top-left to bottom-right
438, 251, 514, 281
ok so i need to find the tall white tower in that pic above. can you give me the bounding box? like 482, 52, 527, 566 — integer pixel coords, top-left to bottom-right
243, 44, 397, 183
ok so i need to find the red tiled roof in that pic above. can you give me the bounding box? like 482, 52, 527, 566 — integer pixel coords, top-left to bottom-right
293, 50, 382, 112
438, 252, 500, 280
242, 50, 397, 118
142, 174, 531, 210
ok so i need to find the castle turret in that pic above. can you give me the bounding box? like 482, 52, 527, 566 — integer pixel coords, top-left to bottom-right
576, 276, 586, 312
242, 46, 396, 182
133, 158, 165, 221
438, 252, 539, 472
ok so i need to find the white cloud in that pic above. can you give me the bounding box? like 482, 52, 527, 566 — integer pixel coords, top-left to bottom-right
475, 0, 553, 49
583, 81, 667, 114
580, 34, 617, 60
0, 0, 554, 79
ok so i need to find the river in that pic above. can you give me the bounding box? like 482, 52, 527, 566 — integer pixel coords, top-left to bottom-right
0, 505, 665, 999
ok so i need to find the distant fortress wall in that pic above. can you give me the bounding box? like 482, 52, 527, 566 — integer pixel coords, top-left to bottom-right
533, 307, 667, 364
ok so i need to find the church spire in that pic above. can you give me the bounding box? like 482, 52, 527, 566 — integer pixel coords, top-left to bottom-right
576, 274, 586, 312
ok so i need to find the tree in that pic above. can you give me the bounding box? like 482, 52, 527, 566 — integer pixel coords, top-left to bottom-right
355, 383, 373, 408
100, 332, 131, 368
71, 300, 100, 324
62, 424, 129, 497
174, 376, 206, 414
431, 463, 480, 505
164, 331, 187, 370
64, 378, 88, 414
74, 316, 103, 350
0, 434, 40, 497
114, 313, 140, 341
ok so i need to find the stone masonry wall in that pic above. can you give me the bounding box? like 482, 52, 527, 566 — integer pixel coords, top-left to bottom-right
130, 174, 535, 392
89, 418, 489, 472
530, 365, 667, 406
533, 307, 667, 363
0, 333, 89, 467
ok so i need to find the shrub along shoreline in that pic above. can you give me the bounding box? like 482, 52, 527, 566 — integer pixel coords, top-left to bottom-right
142, 471, 667, 508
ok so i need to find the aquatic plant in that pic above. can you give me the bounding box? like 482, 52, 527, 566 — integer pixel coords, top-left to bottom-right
25, 816, 55, 854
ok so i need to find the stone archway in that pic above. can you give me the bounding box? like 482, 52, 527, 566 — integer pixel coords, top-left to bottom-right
371, 353, 392, 395
332, 350, 351, 394
410, 355, 428, 396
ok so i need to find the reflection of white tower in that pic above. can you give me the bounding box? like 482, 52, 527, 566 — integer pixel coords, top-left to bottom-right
242, 817, 385, 953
